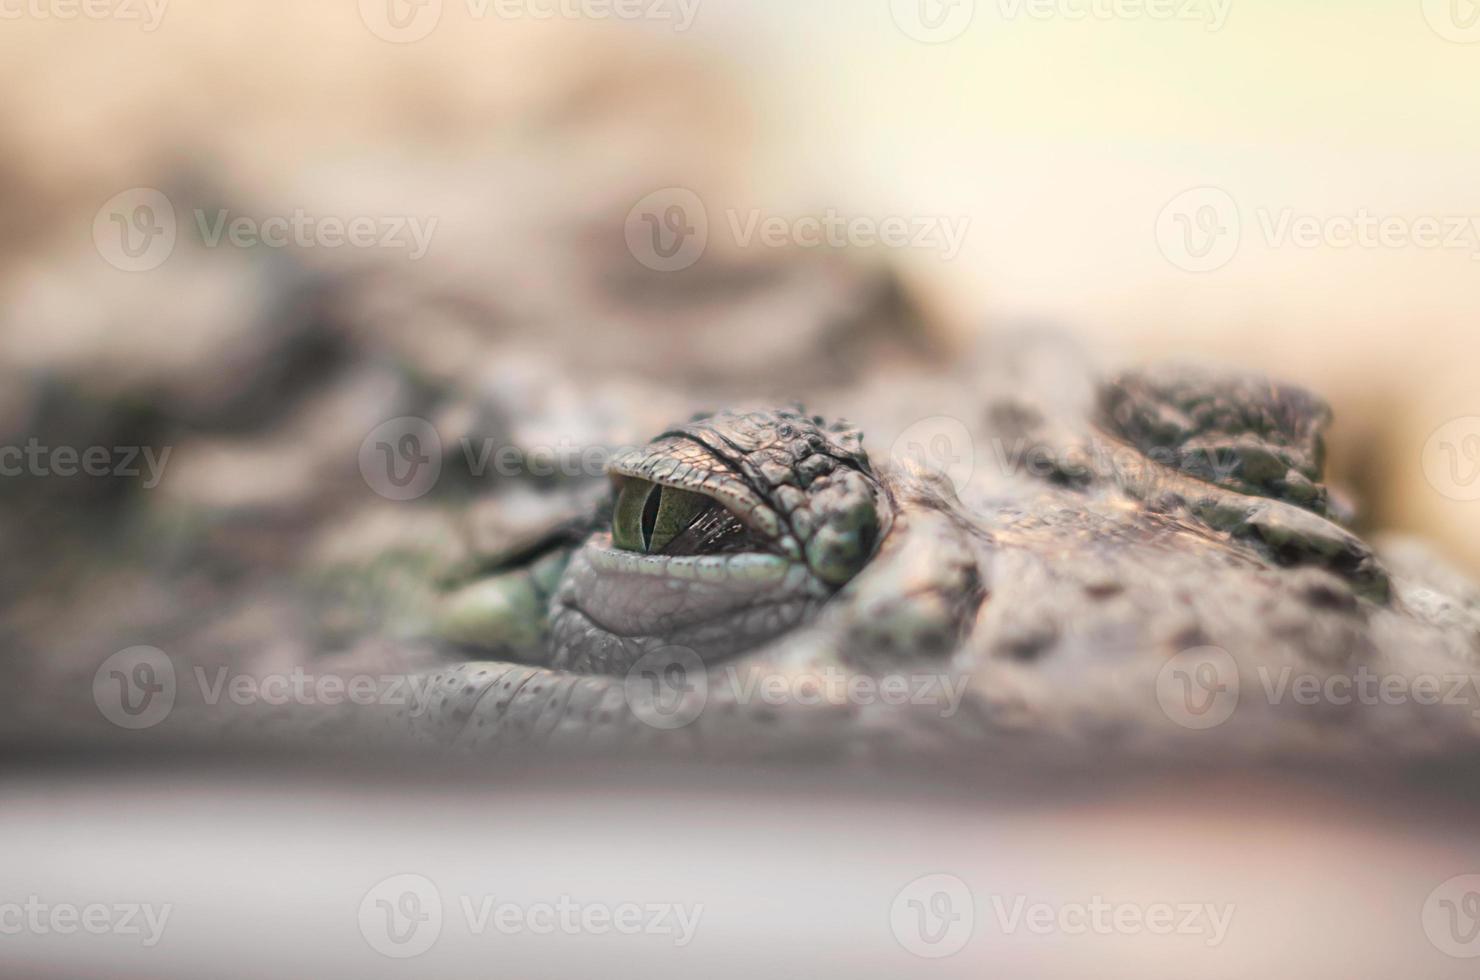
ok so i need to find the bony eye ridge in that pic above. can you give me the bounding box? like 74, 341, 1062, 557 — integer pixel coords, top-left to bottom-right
611, 478, 713, 554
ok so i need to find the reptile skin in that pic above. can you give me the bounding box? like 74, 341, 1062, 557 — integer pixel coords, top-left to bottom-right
385, 359, 1480, 763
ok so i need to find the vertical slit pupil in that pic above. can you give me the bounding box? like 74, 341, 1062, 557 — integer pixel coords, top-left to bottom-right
640, 484, 662, 551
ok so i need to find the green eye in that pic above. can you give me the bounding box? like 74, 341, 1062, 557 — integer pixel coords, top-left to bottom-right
611, 480, 711, 553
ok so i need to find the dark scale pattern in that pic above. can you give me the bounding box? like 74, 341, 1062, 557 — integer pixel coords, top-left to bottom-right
1100, 365, 1333, 514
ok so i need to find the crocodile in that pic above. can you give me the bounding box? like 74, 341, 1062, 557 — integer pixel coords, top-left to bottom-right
372, 354, 1480, 764
7, 239, 1480, 767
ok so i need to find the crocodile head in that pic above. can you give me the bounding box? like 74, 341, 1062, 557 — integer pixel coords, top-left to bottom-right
548, 408, 890, 672
388, 360, 1480, 760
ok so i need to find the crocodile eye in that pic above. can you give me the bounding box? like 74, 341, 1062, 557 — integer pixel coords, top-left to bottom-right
612, 478, 658, 552
646, 485, 709, 553
612, 480, 712, 554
